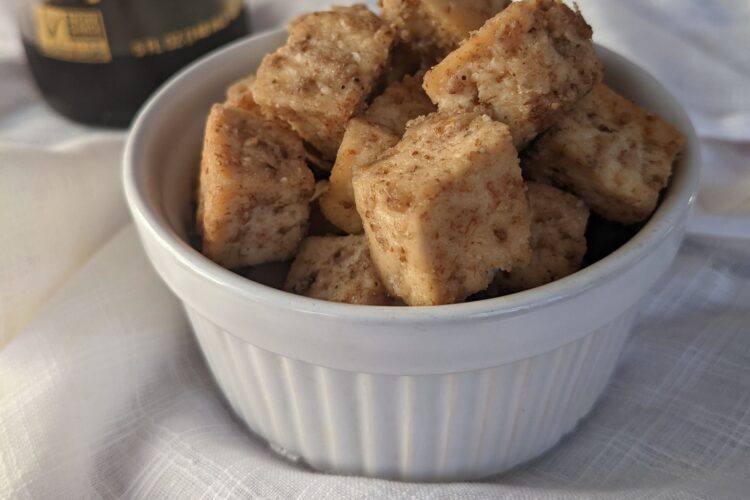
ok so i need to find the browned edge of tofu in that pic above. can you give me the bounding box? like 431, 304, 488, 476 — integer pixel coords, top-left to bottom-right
319, 117, 400, 234
318, 71, 436, 234
365, 71, 437, 135
490, 182, 589, 295
198, 103, 315, 269
284, 234, 391, 304
523, 83, 685, 224
422, 0, 602, 148
253, 5, 397, 159
353, 110, 532, 306
380, 0, 511, 59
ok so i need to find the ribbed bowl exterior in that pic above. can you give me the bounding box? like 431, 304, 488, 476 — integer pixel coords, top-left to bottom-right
188, 306, 634, 480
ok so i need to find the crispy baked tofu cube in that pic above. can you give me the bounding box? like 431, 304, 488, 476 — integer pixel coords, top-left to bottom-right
284, 235, 390, 305
365, 73, 437, 134
490, 182, 588, 295
253, 5, 396, 159
318, 75, 434, 233
423, 0, 602, 148
319, 118, 399, 234
225, 74, 258, 112
523, 84, 685, 224
380, 0, 511, 58
198, 104, 315, 268
353, 111, 531, 306
225, 75, 335, 173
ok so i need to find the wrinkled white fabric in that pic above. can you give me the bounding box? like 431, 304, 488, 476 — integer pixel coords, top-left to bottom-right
1, 1, 749, 499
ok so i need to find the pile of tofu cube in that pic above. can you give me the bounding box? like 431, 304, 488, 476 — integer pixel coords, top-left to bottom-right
196, 0, 684, 306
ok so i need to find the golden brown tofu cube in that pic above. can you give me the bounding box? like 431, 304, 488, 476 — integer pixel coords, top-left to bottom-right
225, 74, 258, 112
253, 5, 396, 159
319, 118, 399, 234
490, 182, 589, 295
318, 75, 434, 234
380, 0, 510, 58
353, 111, 531, 306
198, 104, 315, 268
523, 84, 685, 224
423, 0, 602, 148
225, 75, 335, 174
284, 235, 390, 305
365, 73, 437, 134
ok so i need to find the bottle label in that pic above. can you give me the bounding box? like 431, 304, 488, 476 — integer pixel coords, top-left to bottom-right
130, 0, 244, 57
30, 0, 244, 64
34, 5, 112, 63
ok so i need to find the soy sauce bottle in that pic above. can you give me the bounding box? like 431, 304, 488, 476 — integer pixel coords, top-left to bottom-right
19, 0, 249, 127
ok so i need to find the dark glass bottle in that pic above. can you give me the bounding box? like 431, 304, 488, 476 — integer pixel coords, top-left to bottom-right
19, 0, 249, 127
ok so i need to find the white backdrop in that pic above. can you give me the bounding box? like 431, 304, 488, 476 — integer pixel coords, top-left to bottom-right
1, 1, 749, 498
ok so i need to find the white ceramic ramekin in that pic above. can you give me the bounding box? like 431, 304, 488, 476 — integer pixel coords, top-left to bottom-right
123, 29, 700, 481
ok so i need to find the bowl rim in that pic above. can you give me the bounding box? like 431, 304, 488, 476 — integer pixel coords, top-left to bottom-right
123, 28, 701, 324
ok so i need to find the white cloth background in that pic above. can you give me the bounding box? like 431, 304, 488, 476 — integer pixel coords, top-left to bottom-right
0, 1, 749, 498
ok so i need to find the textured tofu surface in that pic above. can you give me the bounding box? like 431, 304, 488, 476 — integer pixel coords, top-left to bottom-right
353, 110, 531, 305
225, 74, 259, 112
319, 118, 399, 234
284, 235, 390, 305
198, 104, 315, 268
423, 0, 602, 148
365, 73, 437, 134
381, 0, 510, 58
225, 76, 336, 174
524, 84, 685, 224
253, 5, 396, 159
490, 182, 588, 294
319, 73, 434, 234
